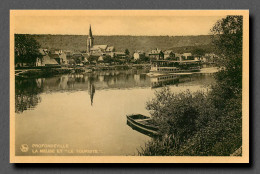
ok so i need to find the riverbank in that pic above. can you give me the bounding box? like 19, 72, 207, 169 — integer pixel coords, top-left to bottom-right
15, 64, 151, 78
15, 68, 73, 78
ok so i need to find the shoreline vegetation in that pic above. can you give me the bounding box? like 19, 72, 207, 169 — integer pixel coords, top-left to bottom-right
138, 16, 243, 156
138, 87, 242, 156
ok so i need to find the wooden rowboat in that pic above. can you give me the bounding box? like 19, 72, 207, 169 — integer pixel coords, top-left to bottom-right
126, 114, 159, 137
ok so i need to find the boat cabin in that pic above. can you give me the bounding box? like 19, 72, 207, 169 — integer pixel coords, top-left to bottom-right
150, 60, 201, 73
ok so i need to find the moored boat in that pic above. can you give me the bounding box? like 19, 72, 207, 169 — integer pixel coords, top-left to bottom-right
126, 114, 158, 137
150, 60, 201, 74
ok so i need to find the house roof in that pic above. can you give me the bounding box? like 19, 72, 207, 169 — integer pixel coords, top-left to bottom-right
91, 45, 108, 50
43, 55, 59, 65
49, 49, 59, 54
175, 53, 182, 57
49, 54, 60, 59
149, 49, 161, 54
98, 56, 104, 61
82, 53, 89, 57
164, 50, 174, 54
106, 46, 114, 52
72, 53, 83, 58
183, 53, 192, 56
59, 52, 67, 60
39, 49, 48, 55
135, 50, 145, 54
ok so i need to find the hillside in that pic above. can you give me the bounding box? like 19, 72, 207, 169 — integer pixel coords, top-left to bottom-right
20, 34, 214, 54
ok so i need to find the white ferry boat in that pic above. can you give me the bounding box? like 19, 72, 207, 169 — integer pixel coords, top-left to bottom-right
150, 60, 201, 74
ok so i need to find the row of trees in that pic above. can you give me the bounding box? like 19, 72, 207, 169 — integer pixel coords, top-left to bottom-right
140, 15, 243, 156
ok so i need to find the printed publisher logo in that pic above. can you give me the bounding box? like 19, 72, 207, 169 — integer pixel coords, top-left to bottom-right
20, 144, 29, 152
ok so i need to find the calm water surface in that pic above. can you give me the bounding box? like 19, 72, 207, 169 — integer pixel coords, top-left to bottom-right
15, 68, 216, 156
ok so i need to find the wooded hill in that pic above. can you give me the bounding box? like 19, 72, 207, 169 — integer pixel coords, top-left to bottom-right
19, 34, 215, 54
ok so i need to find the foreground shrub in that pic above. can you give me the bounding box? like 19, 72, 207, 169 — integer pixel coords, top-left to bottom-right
139, 87, 241, 156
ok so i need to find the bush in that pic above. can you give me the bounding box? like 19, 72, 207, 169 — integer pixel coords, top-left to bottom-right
139, 87, 241, 156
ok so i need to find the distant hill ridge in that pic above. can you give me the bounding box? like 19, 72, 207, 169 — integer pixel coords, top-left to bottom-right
20, 34, 214, 54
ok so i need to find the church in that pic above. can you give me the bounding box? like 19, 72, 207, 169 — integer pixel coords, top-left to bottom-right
86, 25, 115, 57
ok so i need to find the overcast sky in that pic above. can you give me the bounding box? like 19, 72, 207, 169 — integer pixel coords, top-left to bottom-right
14, 15, 224, 36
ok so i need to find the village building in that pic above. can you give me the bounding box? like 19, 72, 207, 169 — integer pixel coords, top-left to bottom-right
59, 52, 68, 65
181, 53, 194, 60
163, 50, 175, 59
72, 53, 84, 64
174, 53, 183, 61
98, 55, 104, 62
64, 50, 73, 57
48, 51, 67, 65
133, 50, 145, 60
82, 53, 90, 64
90, 45, 107, 56
49, 53, 62, 64
148, 48, 164, 60
86, 25, 115, 57
106, 46, 115, 53
202, 53, 218, 63
111, 52, 126, 59
36, 49, 59, 67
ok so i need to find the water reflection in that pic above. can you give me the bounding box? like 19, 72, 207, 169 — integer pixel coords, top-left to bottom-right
88, 76, 95, 106
150, 74, 180, 88
15, 77, 43, 113
15, 68, 217, 156
15, 69, 216, 113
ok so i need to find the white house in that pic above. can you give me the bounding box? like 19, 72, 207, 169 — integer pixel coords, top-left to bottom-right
133, 50, 145, 60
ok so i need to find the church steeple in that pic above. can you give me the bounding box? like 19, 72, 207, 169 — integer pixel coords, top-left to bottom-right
89, 25, 93, 39
87, 25, 94, 53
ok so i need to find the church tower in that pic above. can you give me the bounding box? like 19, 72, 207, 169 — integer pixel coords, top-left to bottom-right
87, 25, 94, 53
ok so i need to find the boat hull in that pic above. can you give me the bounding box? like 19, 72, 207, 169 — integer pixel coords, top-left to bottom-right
150, 68, 200, 74
126, 114, 158, 137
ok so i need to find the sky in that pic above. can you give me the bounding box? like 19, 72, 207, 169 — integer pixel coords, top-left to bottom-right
14, 15, 224, 36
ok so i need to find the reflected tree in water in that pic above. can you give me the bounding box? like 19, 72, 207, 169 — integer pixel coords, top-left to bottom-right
15, 77, 44, 113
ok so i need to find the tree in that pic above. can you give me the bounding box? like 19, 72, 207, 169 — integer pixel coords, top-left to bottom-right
15, 34, 42, 67
159, 51, 164, 60
192, 48, 206, 59
210, 16, 243, 103
140, 56, 150, 62
103, 55, 113, 64
75, 57, 82, 64
124, 49, 130, 56
88, 55, 98, 63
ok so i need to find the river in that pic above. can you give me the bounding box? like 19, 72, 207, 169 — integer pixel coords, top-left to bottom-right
15, 68, 217, 156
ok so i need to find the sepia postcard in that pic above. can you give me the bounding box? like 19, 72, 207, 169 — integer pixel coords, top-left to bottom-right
10, 10, 249, 163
